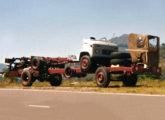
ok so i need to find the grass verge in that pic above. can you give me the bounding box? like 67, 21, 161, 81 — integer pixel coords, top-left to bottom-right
1, 77, 165, 95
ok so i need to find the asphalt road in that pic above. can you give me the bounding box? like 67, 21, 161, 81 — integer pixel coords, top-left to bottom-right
0, 89, 165, 120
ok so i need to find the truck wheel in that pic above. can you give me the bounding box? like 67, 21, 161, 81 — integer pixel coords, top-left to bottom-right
122, 74, 137, 87
110, 52, 131, 59
31, 57, 46, 70
64, 67, 75, 78
21, 70, 34, 86
110, 59, 132, 66
80, 55, 91, 72
49, 74, 62, 86
95, 67, 110, 87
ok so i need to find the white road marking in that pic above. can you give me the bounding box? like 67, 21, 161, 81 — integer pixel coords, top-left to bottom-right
1, 88, 165, 97
28, 105, 50, 109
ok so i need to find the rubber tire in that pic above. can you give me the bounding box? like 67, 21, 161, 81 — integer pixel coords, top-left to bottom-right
80, 55, 91, 73
31, 57, 46, 70
110, 59, 132, 66
49, 74, 62, 86
77, 73, 87, 78
21, 70, 34, 87
95, 67, 110, 88
122, 74, 137, 87
64, 67, 75, 78
110, 52, 131, 59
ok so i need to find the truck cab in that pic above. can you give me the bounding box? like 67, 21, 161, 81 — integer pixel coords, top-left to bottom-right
129, 33, 160, 68
79, 37, 118, 72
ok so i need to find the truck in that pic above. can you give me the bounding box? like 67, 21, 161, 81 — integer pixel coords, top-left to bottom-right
79, 37, 132, 72
1, 33, 161, 87
79, 37, 118, 72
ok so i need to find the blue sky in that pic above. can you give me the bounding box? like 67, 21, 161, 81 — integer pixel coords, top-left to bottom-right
0, 0, 165, 63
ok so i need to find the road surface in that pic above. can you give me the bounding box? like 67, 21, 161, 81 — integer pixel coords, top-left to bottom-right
0, 88, 165, 120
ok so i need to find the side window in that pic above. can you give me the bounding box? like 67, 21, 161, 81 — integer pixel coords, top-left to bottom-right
149, 37, 158, 48
137, 37, 144, 48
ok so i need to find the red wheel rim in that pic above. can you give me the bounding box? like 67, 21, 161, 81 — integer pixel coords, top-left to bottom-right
82, 59, 88, 68
97, 72, 104, 83
64, 68, 73, 78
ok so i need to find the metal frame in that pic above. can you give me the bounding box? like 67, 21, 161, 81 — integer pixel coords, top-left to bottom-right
2, 57, 161, 78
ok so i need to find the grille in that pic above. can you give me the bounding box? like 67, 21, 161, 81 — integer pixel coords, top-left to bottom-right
102, 50, 111, 55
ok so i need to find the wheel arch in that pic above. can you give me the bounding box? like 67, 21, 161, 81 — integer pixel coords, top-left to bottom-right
79, 52, 90, 60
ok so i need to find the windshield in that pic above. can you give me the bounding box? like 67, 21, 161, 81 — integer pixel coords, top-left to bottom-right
148, 36, 158, 48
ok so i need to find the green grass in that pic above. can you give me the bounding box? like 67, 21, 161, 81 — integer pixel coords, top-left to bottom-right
0, 77, 21, 88
60, 79, 165, 95
1, 76, 165, 95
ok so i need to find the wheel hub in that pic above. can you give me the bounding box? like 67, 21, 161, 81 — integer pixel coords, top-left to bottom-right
97, 72, 104, 83
82, 59, 88, 68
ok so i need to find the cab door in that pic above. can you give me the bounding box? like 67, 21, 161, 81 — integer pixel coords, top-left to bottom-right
147, 36, 160, 67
